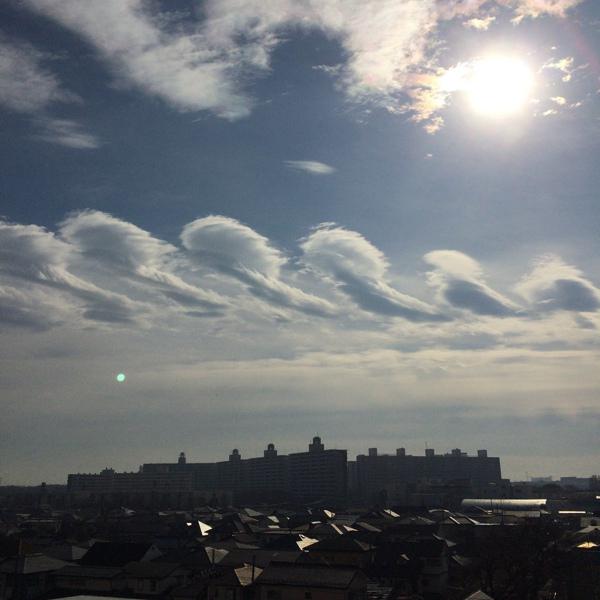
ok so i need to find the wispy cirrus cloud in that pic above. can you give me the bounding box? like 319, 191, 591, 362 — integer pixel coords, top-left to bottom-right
284, 161, 336, 175
0, 35, 98, 148
510, 0, 583, 20
33, 117, 100, 149
21, 0, 585, 132
0, 35, 78, 113
24, 0, 254, 119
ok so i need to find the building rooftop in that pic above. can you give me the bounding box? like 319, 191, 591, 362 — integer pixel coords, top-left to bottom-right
256, 562, 362, 589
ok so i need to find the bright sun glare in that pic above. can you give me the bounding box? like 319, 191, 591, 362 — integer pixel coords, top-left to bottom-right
467, 57, 533, 116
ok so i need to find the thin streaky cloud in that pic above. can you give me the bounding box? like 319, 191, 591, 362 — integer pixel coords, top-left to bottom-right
284, 160, 336, 175
33, 117, 100, 149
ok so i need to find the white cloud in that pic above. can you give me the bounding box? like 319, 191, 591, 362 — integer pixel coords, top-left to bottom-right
60, 211, 227, 313
0, 35, 78, 113
0, 221, 143, 326
0, 36, 98, 148
509, 0, 583, 20
301, 224, 445, 321
424, 250, 521, 316
542, 56, 574, 81
21, 0, 586, 131
463, 16, 496, 30
33, 117, 100, 149
515, 255, 600, 313
182, 215, 285, 277
2, 213, 598, 336
181, 216, 336, 317
284, 160, 336, 175
24, 0, 255, 119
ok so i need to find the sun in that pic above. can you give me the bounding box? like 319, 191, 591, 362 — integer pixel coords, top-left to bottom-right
467, 57, 533, 116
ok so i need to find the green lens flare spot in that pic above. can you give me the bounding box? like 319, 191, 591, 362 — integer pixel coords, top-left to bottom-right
116, 373, 126, 383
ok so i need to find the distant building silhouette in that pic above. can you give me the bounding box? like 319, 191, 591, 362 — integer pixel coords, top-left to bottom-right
67, 440, 502, 506
68, 436, 348, 504
354, 446, 502, 504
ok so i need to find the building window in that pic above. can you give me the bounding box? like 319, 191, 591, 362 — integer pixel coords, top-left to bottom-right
150, 580, 157, 592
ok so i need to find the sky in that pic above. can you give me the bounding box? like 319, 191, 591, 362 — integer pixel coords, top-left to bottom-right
1, 0, 599, 485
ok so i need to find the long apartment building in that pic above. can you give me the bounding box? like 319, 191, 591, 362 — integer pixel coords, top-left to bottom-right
68, 437, 347, 503
68, 441, 502, 505
354, 447, 502, 503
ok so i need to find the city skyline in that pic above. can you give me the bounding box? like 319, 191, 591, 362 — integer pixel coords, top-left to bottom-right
1, 0, 599, 485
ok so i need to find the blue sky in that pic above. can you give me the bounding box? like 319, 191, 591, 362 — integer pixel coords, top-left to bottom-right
1, 0, 599, 484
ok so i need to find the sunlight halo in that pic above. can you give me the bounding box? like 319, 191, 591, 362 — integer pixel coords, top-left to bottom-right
466, 57, 534, 116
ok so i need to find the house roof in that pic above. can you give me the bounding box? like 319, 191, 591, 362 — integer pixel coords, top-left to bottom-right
80, 542, 156, 567
256, 563, 362, 589
0, 554, 70, 574
309, 536, 372, 553
43, 544, 88, 562
170, 580, 207, 599
218, 548, 300, 569
213, 565, 263, 588
203, 546, 229, 564
56, 565, 124, 579
123, 561, 181, 578
464, 590, 495, 600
